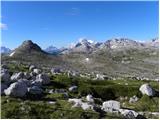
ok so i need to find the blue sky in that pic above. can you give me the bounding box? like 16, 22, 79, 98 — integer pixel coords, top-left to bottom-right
1, 1, 158, 49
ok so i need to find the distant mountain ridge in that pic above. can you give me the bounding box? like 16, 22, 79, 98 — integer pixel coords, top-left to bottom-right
0, 46, 11, 54
2, 37, 158, 80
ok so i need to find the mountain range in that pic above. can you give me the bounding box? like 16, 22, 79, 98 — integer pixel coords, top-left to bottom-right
1, 37, 159, 80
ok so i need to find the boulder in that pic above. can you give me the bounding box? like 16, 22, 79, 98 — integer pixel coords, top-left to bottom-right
33, 69, 41, 74
31, 80, 42, 87
68, 85, 78, 92
139, 83, 156, 96
86, 94, 94, 103
68, 98, 94, 110
119, 109, 138, 119
129, 95, 139, 103
102, 100, 120, 112
10, 72, 24, 82
51, 68, 62, 74
1, 83, 8, 95
1, 69, 10, 84
29, 65, 36, 71
24, 72, 31, 79
4, 81, 28, 97
28, 86, 43, 95
54, 89, 66, 93
35, 74, 50, 85
18, 79, 31, 87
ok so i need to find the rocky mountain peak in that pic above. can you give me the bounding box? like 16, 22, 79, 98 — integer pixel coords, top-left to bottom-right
19, 40, 42, 52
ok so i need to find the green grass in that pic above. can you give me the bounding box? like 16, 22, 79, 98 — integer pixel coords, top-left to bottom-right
1, 73, 159, 119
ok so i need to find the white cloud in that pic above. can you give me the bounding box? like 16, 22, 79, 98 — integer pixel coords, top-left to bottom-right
67, 7, 80, 16
0, 23, 8, 30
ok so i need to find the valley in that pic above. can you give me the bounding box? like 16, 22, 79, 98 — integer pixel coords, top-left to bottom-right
1, 38, 159, 119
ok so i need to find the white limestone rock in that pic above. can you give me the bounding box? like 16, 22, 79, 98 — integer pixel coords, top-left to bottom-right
139, 83, 156, 96
119, 109, 138, 119
102, 100, 120, 112
68, 98, 94, 110
86, 94, 94, 103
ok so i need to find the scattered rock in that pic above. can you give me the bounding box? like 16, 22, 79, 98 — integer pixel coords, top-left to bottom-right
31, 80, 42, 87
1, 68, 10, 84
33, 69, 41, 74
10, 72, 24, 82
129, 95, 139, 103
29, 65, 36, 71
28, 86, 43, 95
139, 83, 156, 96
86, 94, 94, 103
35, 74, 50, 85
18, 79, 31, 87
48, 101, 56, 104
4, 81, 28, 97
68, 98, 94, 110
54, 89, 66, 93
51, 68, 62, 74
24, 72, 31, 79
68, 85, 78, 92
102, 100, 120, 112
119, 109, 139, 119
1, 83, 8, 95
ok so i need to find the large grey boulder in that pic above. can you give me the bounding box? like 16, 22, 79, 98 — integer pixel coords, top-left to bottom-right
119, 109, 138, 119
1, 83, 8, 95
28, 86, 43, 95
31, 80, 42, 87
139, 83, 156, 96
102, 100, 120, 112
35, 74, 50, 85
17, 79, 31, 87
11, 72, 24, 82
4, 81, 28, 97
1, 69, 10, 84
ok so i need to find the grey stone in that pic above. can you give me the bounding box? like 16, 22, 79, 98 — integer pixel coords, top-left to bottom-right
28, 86, 43, 95
102, 100, 120, 112
139, 83, 156, 96
69, 85, 78, 92
10, 72, 24, 82
35, 74, 50, 85
4, 81, 28, 97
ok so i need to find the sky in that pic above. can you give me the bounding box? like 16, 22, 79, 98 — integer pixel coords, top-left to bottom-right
1, 1, 159, 49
